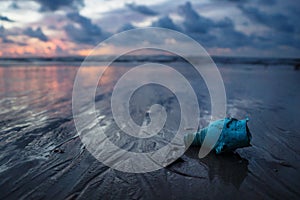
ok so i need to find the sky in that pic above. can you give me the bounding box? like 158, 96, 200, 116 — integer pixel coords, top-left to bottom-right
0, 0, 299, 58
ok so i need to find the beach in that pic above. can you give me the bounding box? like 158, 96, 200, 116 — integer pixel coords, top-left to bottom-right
0, 58, 299, 199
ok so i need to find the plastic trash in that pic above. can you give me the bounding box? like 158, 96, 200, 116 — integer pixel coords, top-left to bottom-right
184, 118, 252, 154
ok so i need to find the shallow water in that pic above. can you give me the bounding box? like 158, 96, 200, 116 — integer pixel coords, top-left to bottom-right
0, 62, 299, 199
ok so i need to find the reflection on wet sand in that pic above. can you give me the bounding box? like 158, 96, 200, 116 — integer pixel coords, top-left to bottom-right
0, 66, 76, 102
185, 148, 249, 189
0, 65, 121, 113
0, 63, 300, 199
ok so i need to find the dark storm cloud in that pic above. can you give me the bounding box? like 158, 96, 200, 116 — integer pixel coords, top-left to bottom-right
2, 38, 14, 43
0, 15, 14, 22
23, 27, 48, 42
126, 3, 158, 16
0, 26, 14, 44
254, 0, 277, 6
113, 1, 298, 52
176, 2, 251, 48
254, 31, 300, 49
178, 2, 242, 33
178, 2, 215, 33
213, 0, 276, 6
152, 16, 181, 31
209, 0, 299, 51
239, 5, 295, 33
0, 26, 6, 38
117, 23, 135, 32
212, 18, 252, 48
0, 26, 26, 45
2, 37, 26, 46
65, 12, 109, 44
35, 0, 84, 11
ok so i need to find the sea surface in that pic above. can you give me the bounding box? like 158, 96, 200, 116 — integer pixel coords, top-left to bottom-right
0, 58, 299, 199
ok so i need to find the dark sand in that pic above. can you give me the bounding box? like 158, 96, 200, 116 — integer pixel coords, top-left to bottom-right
0, 61, 299, 199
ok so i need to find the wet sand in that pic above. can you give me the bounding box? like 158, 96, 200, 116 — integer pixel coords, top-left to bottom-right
0, 61, 299, 199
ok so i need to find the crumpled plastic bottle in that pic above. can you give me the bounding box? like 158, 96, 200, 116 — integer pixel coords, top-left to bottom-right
184, 118, 252, 154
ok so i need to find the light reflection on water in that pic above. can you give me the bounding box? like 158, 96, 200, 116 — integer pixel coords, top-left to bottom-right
0, 63, 299, 199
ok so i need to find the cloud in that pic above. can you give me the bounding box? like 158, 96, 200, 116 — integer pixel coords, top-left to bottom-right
152, 16, 182, 31
0, 26, 26, 46
1, 0, 299, 57
23, 27, 48, 42
239, 5, 295, 33
178, 2, 215, 33
65, 12, 109, 44
253, 31, 300, 49
35, 0, 84, 11
9, 2, 20, 9
0, 26, 6, 38
176, 2, 252, 48
0, 16, 14, 22
209, 1, 299, 52
215, 25, 251, 48
213, 0, 277, 6
126, 3, 158, 16
0, 26, 12, 43
55, 45, 64, 53
117, 23, 135, 32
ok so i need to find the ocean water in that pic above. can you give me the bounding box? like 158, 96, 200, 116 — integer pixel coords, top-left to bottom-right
0, 59, 299, 199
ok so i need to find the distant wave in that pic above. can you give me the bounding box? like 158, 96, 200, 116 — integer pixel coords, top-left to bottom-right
0, 56, 299, 66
